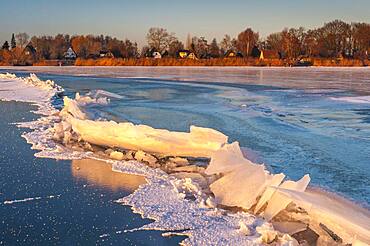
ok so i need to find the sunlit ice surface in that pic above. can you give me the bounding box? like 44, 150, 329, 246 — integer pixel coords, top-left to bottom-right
1, 66, 369, 207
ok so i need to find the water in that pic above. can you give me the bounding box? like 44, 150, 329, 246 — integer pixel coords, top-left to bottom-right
0, 67, 369, 243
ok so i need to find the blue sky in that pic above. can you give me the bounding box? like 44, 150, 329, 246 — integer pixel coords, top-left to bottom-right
0, 0, 369, 47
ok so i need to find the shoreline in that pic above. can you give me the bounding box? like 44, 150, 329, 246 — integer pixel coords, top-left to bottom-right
1, 64, 369, 68
1, 57, 369, 67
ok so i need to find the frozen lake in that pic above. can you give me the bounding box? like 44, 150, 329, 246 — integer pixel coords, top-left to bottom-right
0, 66, 369, 244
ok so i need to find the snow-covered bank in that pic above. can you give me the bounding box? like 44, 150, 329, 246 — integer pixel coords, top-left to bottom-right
1, 73, 369, 245
0, 73, 63, 104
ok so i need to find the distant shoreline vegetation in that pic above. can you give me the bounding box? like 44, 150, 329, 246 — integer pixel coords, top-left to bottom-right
0, 19, 369, 67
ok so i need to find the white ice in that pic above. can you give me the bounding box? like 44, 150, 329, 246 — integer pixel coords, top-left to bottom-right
60, 96, 228, 157
330, 95, 370, 104
275, 188, 370, 244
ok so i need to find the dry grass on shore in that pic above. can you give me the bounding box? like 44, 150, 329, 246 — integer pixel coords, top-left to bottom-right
2, 57, 368, 67
72, 57, 369, 67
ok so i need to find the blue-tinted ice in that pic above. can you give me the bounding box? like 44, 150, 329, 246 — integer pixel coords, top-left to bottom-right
2, 67, 369, 206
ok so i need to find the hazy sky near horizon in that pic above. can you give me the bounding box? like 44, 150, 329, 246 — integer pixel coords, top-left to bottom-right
0, 0, 369, 47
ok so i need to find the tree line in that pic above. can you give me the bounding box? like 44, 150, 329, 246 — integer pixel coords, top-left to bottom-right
0, 19, 369, 64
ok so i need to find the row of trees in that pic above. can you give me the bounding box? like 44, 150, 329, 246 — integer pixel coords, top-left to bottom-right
143, 20, 369, 59
264, 20, 370, 58
1, 33, 139, 60
1, 19, 369, 63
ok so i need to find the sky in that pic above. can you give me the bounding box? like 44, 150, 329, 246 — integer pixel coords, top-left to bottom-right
0, 0, 369, 47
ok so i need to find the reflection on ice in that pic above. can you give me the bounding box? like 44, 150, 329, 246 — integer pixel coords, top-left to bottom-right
71, 159, 145, 192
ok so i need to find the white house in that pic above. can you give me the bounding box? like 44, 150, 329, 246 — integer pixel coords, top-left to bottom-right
64, 47, 77, 60
153, 51, 162, 59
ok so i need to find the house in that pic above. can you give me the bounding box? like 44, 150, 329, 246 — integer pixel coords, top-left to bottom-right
99, 50, 114, 58
64, 47, 77, 60
187, 52, 197, 59
224, 49, 243, 58
21, 43, 37, 65
178, 50, 191, 58
153, 51, 162, 59
177, 50, 197, 59
144, 48, 161, 58
23, 43, 37, 57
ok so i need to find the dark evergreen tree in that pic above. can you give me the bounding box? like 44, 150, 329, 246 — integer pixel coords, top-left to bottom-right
11, 33, 16, 49
251, 45, 261, 58
209, 38, 220, 58
2, 41, 10, 50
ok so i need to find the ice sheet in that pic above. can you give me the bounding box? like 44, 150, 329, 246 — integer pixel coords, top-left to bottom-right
1, 72, 369, 245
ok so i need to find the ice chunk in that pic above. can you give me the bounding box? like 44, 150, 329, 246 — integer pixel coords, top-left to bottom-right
171, 172, 208, 189
275, 188, 370, 245
134, 150, 157, 165
60, 96, 87, 120
0, 72, 17, 79
205, 142, 252, 175
254, 173, 285, 213
67, 117, 227, 158
238, 221, 252, 235
256, 223, 278, 244
87, 89, 123, 99
263, 174, 310, 221
168, 157, 189, 166
272, 221, 307, 235
207, 142, 288, 210
75, 92, 109, 105
210, 164, 270, 209
110, 151, 124, 160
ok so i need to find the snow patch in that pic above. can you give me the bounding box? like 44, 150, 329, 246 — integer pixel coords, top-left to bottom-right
330, 95, 370, 104
3, 194, 60, 205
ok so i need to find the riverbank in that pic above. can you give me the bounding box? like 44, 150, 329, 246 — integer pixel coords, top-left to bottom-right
1, 57, 369, 67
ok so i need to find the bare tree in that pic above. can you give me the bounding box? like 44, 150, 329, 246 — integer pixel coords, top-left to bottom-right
146, 27, 173, 52
191, 36, 209, 58
237, 28, 259, 57
318, 20, 351, 57
266, 32, 283, 51
15, 33, 29, 48
220, 34, 233, 51
351, 22, 370, 58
